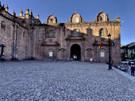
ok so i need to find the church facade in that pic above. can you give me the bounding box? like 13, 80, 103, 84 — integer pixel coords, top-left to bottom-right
0, 4, 121, 64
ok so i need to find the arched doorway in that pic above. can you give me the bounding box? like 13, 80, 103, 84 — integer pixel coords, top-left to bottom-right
70, 44, 81, 61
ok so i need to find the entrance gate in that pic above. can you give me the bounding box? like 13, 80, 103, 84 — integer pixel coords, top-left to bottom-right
70, 44, 81, 61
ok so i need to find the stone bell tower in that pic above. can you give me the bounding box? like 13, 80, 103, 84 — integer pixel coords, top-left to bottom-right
20, 10, 23, 17
5, 5, 9, 12
37, 14, 39, 20
116, 15, 120, 22
25, 8, 29, 19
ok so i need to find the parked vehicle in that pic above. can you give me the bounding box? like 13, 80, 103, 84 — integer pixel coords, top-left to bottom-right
118, 64, 129, 72
125, 59, 132, 64
121, 59, 135, 65
129, 60, 134, 65
120, 61, 127, 64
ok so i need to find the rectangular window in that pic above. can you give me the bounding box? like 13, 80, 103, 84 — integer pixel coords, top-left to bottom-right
49, 52, 53, 57
100, 52, 104, 57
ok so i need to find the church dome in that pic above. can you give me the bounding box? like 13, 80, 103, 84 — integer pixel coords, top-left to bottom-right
46, 13, 58, 24
68, 11, 84, 23
95, 10, 109, 22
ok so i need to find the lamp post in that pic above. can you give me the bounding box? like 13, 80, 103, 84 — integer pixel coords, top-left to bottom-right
108, 33, 112, 70
0, 43, 6, 61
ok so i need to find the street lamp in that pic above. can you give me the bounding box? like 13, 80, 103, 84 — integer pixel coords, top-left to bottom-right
108, 33, 112, 70
0, 43, 6, 61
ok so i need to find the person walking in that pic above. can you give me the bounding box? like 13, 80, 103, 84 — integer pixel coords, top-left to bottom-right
73, 55, 75, 61
131, 64, 135, 76
90, 58, 93, 64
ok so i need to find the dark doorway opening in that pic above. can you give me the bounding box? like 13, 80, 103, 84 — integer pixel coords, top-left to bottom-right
70, 44, 81, 61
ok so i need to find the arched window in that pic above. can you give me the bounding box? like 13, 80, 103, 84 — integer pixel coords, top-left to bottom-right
50, 18, 54, 23
1, 21, 6, 30
73, 29, 78, 36
49, 30, 54, 38
49, 51, 53, 57
100, 16, 103, 21
99, 29, 105, 36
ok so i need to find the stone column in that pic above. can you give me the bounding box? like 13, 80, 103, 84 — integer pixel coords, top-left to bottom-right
12, 23, 15, 59
81, 42, 85, 61
30, 28, 34, 59
13, 24, 18, 59
67, 42, 70, 61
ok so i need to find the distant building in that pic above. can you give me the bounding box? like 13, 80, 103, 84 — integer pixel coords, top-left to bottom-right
0, 3, 121, 63
121, 42, 135, 60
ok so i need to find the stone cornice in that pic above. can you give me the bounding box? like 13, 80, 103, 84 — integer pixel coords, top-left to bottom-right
33, 20, 120, 29
65, 21, 120, 27
66, 35, 86, 41
41, 41, 60, 46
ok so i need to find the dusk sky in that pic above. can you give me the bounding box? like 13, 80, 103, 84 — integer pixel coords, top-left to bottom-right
1, 0, 135, 45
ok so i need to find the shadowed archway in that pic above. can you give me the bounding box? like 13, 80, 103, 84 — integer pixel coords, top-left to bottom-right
70, 44, 81, 61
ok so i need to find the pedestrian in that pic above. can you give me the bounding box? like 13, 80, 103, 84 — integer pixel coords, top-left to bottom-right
111, 60, 113, 66
131, 64, 135, 76
128, 61, 131, 66
90, 58, 93, 63
73, 55, 75, 61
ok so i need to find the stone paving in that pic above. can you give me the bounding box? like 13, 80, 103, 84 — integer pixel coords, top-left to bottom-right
0, 61, 135, 101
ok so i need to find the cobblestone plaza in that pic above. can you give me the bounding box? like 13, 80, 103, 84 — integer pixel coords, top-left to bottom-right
0, 61, 135, 101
